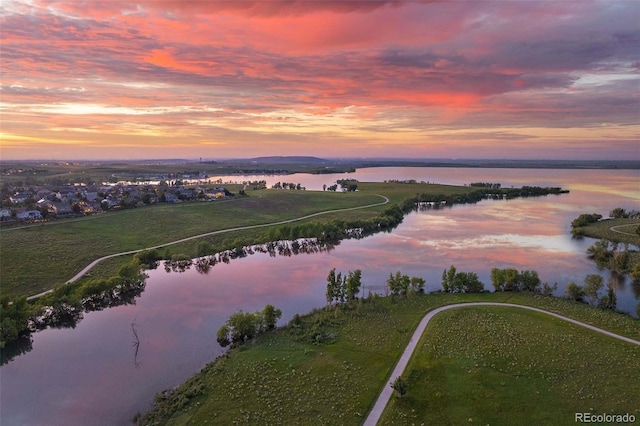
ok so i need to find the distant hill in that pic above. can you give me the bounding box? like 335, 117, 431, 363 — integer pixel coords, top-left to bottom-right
248, 156, 329, 164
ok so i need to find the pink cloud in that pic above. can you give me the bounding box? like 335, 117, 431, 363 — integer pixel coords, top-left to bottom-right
1, 0, 638, 160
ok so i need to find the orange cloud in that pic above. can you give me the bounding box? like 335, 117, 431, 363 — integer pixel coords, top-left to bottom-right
1, 0, 638, 160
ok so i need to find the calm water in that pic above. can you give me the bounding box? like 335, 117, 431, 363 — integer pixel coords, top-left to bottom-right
1, 167, 638, 425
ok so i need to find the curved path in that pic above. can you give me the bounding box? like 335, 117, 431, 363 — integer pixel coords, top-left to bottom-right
363, 302, 640, 426
26, 194, 389, 300
610, 224, 640, 238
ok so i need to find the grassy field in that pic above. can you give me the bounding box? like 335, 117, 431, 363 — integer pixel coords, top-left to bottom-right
380, 306, 640, 425
577, 218, 640, 246
140, 292, 639, 426
0, 182, 476, 298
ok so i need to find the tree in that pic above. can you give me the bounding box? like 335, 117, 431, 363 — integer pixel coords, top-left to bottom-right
520, 270, 541, 292
118, 261, 143, 280
336, 272, 345, 303
539, 282, 558, 296
388, 271, 410, 296
503, 268, 520, 291
326, 268, 337, 306
345, 269, 362, 302
216, 324, 231, 347
410, 276, 425, 293
261, 304, 282, 330
587, 240, 613, 268
565, 282, 585, 302
1, 296, 31, 347
600, 282, 617, 310
134, 249, 161, 268
609, 208, 627, 219
610, 246, 630, 273
636, 302, 640, 318
571, 213, 602, 228
227, 310, 259, 344
491, 268, 505, 291
583, 274, 604, 305
441, 265, 456, 293
453, 271, 484, 293
391, 377, 407, 398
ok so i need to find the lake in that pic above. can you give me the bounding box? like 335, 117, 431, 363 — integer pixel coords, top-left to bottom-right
1, 167, 638, 425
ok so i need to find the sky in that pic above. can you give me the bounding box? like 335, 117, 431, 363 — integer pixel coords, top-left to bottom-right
1, 0, 639, 161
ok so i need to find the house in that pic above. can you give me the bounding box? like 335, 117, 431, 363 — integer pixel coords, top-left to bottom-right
85, 192, 99, 202
10, 193, 30, 204
0, 208, 12, 221
53, 203, 74, 216
16, 210, 42, 221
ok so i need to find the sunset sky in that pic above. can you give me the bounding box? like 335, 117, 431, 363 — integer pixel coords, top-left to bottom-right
1, 0, 639, 160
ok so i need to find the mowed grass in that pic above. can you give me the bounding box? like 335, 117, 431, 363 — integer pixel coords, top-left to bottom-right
140, 293, 640, 426
579, 218, 640, 246
380, 307, 640, 426
0, 182, 478, 298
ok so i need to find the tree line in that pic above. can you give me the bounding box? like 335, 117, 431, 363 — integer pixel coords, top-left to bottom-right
406, 185, 568, 211
271, 182, 305, 190
326, 269, 362, 306
1, 259, 146, 356
564, 274, 618, 310
441, 265, 484, 293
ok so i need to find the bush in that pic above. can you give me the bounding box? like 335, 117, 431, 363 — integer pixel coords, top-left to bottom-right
565, 282, 585, 302
571, 213, 602, 228
134, 249, 162, 268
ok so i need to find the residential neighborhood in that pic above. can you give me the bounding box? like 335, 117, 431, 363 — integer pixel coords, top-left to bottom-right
0, 179, 234, 223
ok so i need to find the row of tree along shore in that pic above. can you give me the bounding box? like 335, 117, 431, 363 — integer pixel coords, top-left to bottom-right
211, 263, 640, 355
0, 184, 571, 355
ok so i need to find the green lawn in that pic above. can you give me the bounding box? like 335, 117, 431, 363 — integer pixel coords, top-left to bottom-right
577, 218, 640, 246
380, 306, 640, 426
0, 189, 375, 297
140, 293, 639, 426
0, 182, 477, 298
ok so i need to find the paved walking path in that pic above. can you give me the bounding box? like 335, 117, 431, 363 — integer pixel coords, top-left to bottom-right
26, 195, 389, 300
363, 302, 640, 426
610, 224, 639, 238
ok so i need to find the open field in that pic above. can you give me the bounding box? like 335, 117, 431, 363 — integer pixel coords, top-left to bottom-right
577, 218, 640, 246
0, 161, 353, 186
0, 182, 476, 297
380, 306, 640, 425
140, 292, 640, 426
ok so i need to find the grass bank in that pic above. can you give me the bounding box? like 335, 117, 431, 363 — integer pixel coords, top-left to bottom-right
0, 182, 478, 298
140, 292, 639, 425
576, 218, 640, 246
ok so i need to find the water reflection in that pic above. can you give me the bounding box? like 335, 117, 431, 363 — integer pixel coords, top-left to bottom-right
1, 168, 638, 426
